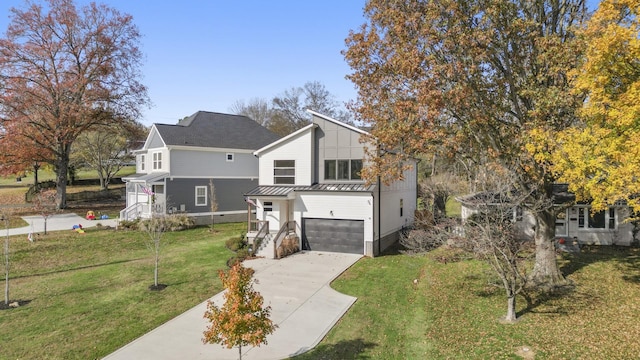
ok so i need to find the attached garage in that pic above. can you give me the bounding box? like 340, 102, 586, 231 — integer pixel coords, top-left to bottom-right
302, 218, 364, 254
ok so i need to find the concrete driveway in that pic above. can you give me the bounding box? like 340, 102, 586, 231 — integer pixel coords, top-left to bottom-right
104, 251, 362, 360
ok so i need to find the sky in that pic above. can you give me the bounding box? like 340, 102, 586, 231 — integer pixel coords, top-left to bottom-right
0, 1, 367, 126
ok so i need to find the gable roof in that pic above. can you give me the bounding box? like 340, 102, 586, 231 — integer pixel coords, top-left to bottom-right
153, 111, 280, 150
306, 109, 370, 136
253, 123, 316, 156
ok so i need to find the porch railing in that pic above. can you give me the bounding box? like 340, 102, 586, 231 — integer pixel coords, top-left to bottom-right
120, 202, 144, 221
252, 220, 269, 252
273, 221, 296, 259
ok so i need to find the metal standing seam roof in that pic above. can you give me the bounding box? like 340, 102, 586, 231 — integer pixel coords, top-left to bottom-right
245, 183, 376, 197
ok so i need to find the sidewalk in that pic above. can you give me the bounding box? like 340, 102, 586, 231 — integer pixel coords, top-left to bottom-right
4, 213, 119, 237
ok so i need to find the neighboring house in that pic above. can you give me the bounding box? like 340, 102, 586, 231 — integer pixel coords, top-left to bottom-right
120, 111, 280, 224
457, 184, 636, 246
244, 110, 417, 258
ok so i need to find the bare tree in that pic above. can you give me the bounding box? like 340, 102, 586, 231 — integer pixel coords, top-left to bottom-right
229, 98, 273, 127
1, 207, 14, 305
209, 179, 218, 232
32, 190, 57, 235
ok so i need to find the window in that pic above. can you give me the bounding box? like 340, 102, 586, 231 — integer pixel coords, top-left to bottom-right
153, 185, 164, 194
226, 153, 234, 162
152, 152, 162, 170
264, 201, 273, 212
274, 160, 295, 184
577, 207, 616, 230
324, 159, 363, 180
140, 155, 145, 171
195, 186, 207, 206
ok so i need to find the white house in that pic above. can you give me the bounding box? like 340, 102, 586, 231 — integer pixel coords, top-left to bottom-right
244, 110, 417, 257
457, 184, 636, 246
120, 111, 280, 224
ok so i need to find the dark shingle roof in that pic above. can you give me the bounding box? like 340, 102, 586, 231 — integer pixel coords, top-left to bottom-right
154, 111, 280, 150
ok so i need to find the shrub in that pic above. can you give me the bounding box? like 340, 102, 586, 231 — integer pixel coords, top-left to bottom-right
225, 237, 246, 252
118, 218, 140, 231
136, 214, 196, 233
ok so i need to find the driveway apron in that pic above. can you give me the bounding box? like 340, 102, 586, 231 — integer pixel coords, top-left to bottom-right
104, 251, 361, 360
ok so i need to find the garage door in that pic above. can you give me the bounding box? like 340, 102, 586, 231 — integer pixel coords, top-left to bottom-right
302, 218, 364, 254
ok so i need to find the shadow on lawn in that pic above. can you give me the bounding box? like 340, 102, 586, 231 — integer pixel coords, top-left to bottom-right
291, 338, 377, 359
12, 258, 145, 280
560, 245, 640, 283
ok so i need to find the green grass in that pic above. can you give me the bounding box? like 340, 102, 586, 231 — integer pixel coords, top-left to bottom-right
0, 223, 244, 359
0, 165, 136, 186
446, 196, 461, 217
296, 245, 640, 359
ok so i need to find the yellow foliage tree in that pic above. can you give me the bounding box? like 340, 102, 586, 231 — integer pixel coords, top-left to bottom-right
555, 0, 640, 212
203, 263, 276, 360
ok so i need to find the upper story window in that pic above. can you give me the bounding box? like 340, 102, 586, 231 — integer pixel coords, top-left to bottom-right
274, 160, 295, 184
226, 153, 234, 162
578, 207, 616, 229
195, 186, 207, 206
140, 154, 146, 171
152, 152, 162, 170
325, 159, 363, 180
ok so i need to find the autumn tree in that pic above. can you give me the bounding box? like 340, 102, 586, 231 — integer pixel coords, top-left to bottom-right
71, 121, 147, 190
203, 263, 276, 360
554, 0, 640, 213
139, 196, 167, 290
0, 121, 50, 186
0, 0, 149, 209
32, 189, 57, 235
344, 0, 587, 285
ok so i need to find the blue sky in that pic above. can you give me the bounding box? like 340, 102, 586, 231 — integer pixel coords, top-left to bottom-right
0, 1, 366, 126
1, 1, 602, 127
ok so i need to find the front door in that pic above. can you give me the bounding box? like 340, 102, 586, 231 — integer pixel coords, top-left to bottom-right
555, 209, 568, 237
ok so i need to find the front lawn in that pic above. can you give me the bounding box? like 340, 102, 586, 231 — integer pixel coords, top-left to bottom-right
0, 223, 244, 359
297, 246, 640, 359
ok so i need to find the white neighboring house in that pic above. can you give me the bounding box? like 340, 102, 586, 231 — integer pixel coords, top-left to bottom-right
245, 110, 418, 258
120, 111, 280, 224
457, 184, 636, 246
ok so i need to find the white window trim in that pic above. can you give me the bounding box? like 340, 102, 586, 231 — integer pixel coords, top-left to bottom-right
226, 153, 234, 162
577, 206, 616, 231
195, 186, 207, 206
152, 151, 162, 170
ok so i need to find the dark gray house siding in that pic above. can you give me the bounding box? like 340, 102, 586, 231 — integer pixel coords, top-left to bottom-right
165, 178, 257, 213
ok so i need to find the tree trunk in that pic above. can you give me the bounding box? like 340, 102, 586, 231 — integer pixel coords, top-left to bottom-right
33, 163, 39, 186
4, 228, 9, 305
505, 292, 517, 323
44, 218, 48, 235
530, 208, 564, 285
154, 249, 159, 287
238, 344, 242, 360
55, 156, 69, 210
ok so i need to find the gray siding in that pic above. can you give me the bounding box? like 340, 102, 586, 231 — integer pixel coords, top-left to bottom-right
170, 150, 258, 177
147, 129, 165, 148
165, 178, 257, 213
313, 116, 366, 183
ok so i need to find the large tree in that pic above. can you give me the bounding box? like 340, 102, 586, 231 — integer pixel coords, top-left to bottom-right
554, 0, 640, 213
71, 121, 146, 190
345, 0, 587, 285
0, 0, 149, 209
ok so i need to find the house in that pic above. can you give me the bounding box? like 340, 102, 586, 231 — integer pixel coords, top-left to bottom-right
244, 110, 417, 258
457, 184, 636, 246
120, 111, 280, 224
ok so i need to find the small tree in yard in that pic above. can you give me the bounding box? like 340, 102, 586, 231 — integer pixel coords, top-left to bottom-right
1, 207, 14, 306
140, 213, 167, 290
203, 263, 277, 360
32, 189, 57, 235
209, 179, 218, 232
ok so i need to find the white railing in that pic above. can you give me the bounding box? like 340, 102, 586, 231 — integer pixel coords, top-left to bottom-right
120, 202, 145, 221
